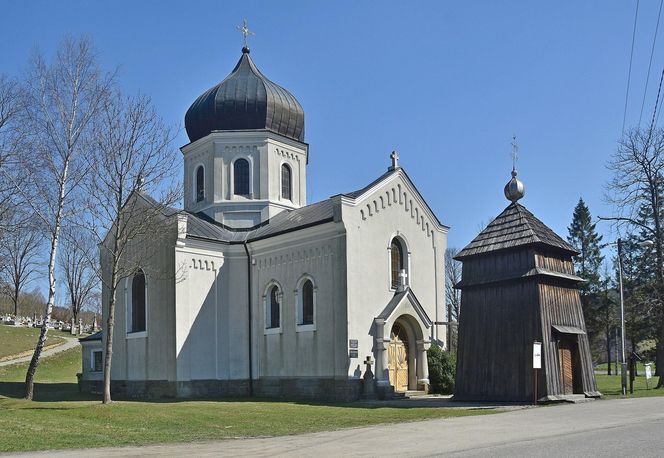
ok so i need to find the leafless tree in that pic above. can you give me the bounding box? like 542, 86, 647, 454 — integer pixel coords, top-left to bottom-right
605, 126, 664, 388
7, 37, 114, 400
0, 217, 43, 317
59, 228, 98, 332
84, 90, 179, 404
0, 75, 25, 233
445, 247, 461, 352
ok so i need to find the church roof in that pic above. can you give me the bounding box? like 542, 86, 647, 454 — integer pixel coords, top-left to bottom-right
181, 166, 445, 244
455, 202, 577, 260
185, 198, 336, 244
184, 48, 305, 144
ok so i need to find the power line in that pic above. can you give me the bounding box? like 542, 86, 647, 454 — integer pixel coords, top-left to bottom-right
639, 0, 664, 126
651, 67, 664, 131
622, 0, 641, 134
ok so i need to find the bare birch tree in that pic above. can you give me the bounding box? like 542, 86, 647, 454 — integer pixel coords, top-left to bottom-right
85, 91, 179, 404
445, 247, 461, 352
0, 217, 43, 317
9, 37, 113, 400
59, 228, 98, 331
606, 126, 664, 388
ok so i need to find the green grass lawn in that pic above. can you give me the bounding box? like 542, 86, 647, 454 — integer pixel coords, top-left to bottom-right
594, 361, 655, 375
596, 373, 663, 399
0, 348, 499, 453
0, 326, 66, 360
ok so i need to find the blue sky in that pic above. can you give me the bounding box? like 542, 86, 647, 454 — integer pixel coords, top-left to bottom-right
1, 1, 660, 259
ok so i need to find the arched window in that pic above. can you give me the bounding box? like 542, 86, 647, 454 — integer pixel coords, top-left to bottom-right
130, 270, 146, 333
234, 158, 250, 196
267, 285, 281, 329
300, 279, 314, 326
390, 238, 405, 289
281, 164, 292, 200
195, 166, 205, 202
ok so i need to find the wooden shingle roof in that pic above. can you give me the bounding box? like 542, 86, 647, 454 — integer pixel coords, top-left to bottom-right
455, 203, 578, 260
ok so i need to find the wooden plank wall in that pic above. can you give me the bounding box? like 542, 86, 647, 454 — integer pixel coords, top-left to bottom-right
455, 248, 597, 401
455, 279, 541, 401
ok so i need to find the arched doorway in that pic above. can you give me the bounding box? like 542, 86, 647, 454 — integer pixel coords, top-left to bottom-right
388, 322, 409, 392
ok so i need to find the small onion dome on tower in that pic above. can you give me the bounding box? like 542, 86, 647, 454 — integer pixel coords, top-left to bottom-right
504, 169, 525, 203
184, 47, 305, 144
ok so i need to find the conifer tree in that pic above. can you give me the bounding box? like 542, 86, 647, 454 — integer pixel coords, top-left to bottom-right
568, 198, 604, 294
568, 198, 605, 354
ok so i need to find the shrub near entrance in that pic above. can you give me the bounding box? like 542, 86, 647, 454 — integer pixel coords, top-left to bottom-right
428, 344, 455, 394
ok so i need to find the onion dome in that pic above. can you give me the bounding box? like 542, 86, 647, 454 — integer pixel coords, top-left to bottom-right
504, 169, 525, 203
184, 48, 305, 143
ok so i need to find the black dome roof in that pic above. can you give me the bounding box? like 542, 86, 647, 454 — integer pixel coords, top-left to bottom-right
185, 48, 305, 143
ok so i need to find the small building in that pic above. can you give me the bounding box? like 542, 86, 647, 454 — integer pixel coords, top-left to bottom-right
453, 167, 600, 402
78, 331, 103, 393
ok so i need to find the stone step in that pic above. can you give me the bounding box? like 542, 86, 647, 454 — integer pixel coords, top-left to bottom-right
404, 390, 428, 398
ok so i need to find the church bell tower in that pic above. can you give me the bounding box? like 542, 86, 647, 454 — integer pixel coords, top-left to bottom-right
181, 30, 307, 228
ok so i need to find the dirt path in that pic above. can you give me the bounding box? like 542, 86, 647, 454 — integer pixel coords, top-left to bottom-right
0, 336, 79, 367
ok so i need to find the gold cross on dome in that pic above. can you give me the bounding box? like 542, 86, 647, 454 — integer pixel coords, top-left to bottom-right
237, 19, 255, 48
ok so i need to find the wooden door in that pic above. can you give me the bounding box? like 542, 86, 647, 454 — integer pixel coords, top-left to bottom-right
388, 326, 409, 392
558, 340, 574, 395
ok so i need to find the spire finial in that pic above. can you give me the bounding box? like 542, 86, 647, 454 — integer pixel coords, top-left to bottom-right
389, 150, 399, 171
237, 19, 255, 53
511, 135, 519, 176
504, 136, 525, 203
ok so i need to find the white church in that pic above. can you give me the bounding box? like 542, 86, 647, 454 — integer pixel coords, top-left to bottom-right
79, 42, 449, 401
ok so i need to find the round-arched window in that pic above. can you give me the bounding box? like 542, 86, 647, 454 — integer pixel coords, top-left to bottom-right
390, 239, 405, 289
234, 159, 250, 196
281, 164, 292, 200
195, 166, 204, 202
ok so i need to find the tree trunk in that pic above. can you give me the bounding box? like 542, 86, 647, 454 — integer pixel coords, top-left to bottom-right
24, 231, 58, 400
24, 162, 67, 400
606, 327, 612, 376
103, 267, 118, 404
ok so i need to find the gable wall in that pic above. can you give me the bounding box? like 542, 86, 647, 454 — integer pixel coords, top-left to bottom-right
343, 173, 447, 377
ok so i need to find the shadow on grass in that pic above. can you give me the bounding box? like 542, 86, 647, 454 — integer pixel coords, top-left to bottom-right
0, 382, 100, 402
0, 381, 507, 411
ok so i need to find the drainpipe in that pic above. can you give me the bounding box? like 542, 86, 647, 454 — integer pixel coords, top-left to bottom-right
243, 241, 254, 396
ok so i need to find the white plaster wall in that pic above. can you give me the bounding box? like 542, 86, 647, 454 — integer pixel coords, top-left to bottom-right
249, 222, 348, 378
102, 203, 178, 383
342, 171, 448, 377
180, 131, 308, 228
174, 241, 250, 382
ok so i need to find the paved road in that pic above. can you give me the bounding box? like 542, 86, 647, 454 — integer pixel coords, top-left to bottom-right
0, 336, 79, 367
13, 396, 664, 457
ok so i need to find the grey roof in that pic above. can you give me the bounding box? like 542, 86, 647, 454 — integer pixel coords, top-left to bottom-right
378, 288, 432, 327
184, 166, 445, 244
185, 198, 336, 244
79, 331, 102, 342
456, 203, 578, 260
185, 48, 305, 143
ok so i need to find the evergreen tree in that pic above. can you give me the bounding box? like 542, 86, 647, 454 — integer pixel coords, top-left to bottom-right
568, 198, 604, 294
568, 198, 605, 356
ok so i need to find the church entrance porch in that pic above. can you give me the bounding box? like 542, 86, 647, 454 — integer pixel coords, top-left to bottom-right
373, 288, 432, 398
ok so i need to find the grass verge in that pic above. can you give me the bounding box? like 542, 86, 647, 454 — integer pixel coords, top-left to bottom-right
596, 374, 663, 399
0, 348, 499, 453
